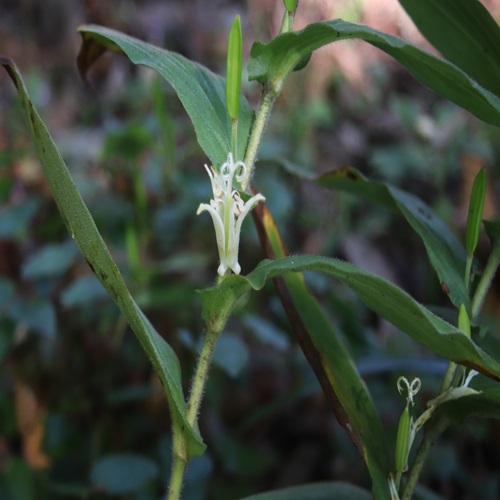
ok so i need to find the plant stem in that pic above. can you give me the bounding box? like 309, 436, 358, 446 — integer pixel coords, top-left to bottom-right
401, 416, 448, 500
167, 324, 225, 499
232, 118, 238, 159
186, 327, 221, 424
471, 243, 500, 318
242, 87, 277, 190
395, 470, 402, 492
440, 361, 456, 393
167, 440, 186, 500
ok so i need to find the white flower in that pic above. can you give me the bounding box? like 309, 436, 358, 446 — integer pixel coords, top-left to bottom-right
197, 153, 265, 276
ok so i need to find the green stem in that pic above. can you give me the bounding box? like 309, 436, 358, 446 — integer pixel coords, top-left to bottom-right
471, 243, 500, 318
231, 118, 238, 159
279, 8, 295, 34
279, 10, 289, 33
186, 327, 221, 424
440, 361, 457, 393
167, 323, 226, 499
167, 439, 187, 500
395, 471, 402, 492
401, 416, 448, 500
242, 87, 277, 190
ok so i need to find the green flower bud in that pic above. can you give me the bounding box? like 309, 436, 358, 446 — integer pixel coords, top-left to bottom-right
458, 304, 471, 337
283, 0, 298, 12
466, 168, 486, 256
395, 404, 410, 474
226, 16, 242, 121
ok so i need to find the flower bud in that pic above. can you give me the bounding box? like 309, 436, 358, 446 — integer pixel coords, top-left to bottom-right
458, 304, 471, 338
283, 0, 298, 12
226, 16, 243, 121
395, 404, 410, 474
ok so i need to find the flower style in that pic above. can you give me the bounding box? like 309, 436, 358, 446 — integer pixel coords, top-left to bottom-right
197, 153, 265, 276
397, 376, 421, 406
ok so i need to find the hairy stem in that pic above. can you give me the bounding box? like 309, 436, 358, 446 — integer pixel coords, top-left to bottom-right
167, 437, 187, 500
241, 87, 277, 190
167, 320, 227, 499
186, 327, 221, 424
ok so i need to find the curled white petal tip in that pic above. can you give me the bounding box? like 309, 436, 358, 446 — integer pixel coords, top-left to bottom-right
198, 153, 265, 276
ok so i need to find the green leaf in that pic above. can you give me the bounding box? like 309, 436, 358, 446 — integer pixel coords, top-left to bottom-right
399, 0, 500, 95
248, 20, 500, 126
241, 481, 371, 500
318, 168, 469, 312
1, 58, 205, 458
89, 454, 158, 495
77, 24, 254, 165
244, 256, 500, 380
465, 167, 486, 255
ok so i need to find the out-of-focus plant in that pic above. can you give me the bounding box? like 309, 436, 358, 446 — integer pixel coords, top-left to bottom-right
2, 0, 500, 498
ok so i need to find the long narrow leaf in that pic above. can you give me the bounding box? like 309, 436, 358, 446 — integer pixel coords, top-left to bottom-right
248, 20, 500, 126
77, 24, 253, 166
399, 0, 500, 94
1, 58, 205, 459
244, 256, 500, 380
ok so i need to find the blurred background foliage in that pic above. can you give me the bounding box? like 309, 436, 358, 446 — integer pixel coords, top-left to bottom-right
1, 0, 500, 498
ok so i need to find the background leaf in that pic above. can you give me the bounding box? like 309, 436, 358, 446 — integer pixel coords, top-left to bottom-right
9, 298, 56, 338
248, 20, 500, 126
437, 378, 500, 424
317, 168, 469, 311
1, 57, 205, 458
89, 454, 159, 495
484, 218, 500, 246
241, 481, 371, 500
22, 240, 79, 279
77, 24, 254, 167
399, 0, 500, 94
60, 275, 109, 308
